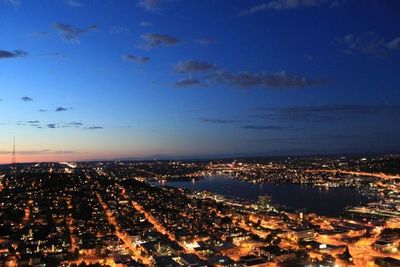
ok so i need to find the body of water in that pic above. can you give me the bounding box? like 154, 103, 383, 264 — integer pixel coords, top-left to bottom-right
163, 175, 369, 216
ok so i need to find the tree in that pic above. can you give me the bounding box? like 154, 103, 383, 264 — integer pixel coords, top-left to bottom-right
272, 237, 281, 246
339, 246, 353, 263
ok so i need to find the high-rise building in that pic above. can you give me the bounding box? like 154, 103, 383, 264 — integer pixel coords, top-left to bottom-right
258, 195, 272, 210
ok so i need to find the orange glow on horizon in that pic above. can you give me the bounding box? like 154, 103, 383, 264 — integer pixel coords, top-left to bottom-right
0, 150, 171, 164
0, 152, 118, 164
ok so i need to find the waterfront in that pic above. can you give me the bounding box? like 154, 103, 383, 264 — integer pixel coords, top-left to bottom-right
163, 175, 370, 216
1, 160, 398, 266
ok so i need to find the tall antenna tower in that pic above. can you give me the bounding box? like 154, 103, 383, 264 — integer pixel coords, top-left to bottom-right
12, 135, 16, 172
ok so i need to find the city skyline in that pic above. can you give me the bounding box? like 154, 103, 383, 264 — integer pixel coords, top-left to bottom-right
1, 0, 400, 163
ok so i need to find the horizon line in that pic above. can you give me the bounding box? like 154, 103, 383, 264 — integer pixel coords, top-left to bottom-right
1, 151, 399, 166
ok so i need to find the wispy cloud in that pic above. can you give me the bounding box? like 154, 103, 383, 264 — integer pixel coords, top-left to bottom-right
214, 70, 326, 89
242, 125, 287, 130
39, 52, 66, 59
21, 96, 33, 102
199, 118, 247, 124
29, 122, 86, 129
174, 60, 217, 73
55, 106, 69, 112
3, 0, 20, 6
9, 120, 97, 130
174, 78, 204, 88
138, 0, 160, 11
53, 23, 97, 43
173, 60, 327, 89
46, 123, 78, 129
336, 32, 400, 55
84, 126, 104, 130
387, 37, 400, 50
140, 33, 180, 49
64, 0, 82, 7
140, 21, 152, 27
109, 26, 130, 35
239, 0, 341, 15
68, 122, 83, 126
253, 104, 400, 122
194, 38, 214, 46
0, 50, 27, 59
123, 54, 150, 64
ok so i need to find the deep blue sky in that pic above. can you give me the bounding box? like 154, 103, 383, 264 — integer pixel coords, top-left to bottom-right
1, 0, 400, 162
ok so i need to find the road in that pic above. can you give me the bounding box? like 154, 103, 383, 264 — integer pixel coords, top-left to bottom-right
306, 169, 400, 180
95, 191, 151, 265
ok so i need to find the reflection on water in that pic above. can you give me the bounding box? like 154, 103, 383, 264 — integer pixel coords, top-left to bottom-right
164, 175, 369, 216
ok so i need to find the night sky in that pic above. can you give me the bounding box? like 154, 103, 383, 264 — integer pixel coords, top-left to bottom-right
1, 0, 400, 163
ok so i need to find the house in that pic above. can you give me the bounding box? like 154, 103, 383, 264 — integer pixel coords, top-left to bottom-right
287, 227, 315, 241
256, 245, 295, 262
239, 255, 269, 267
